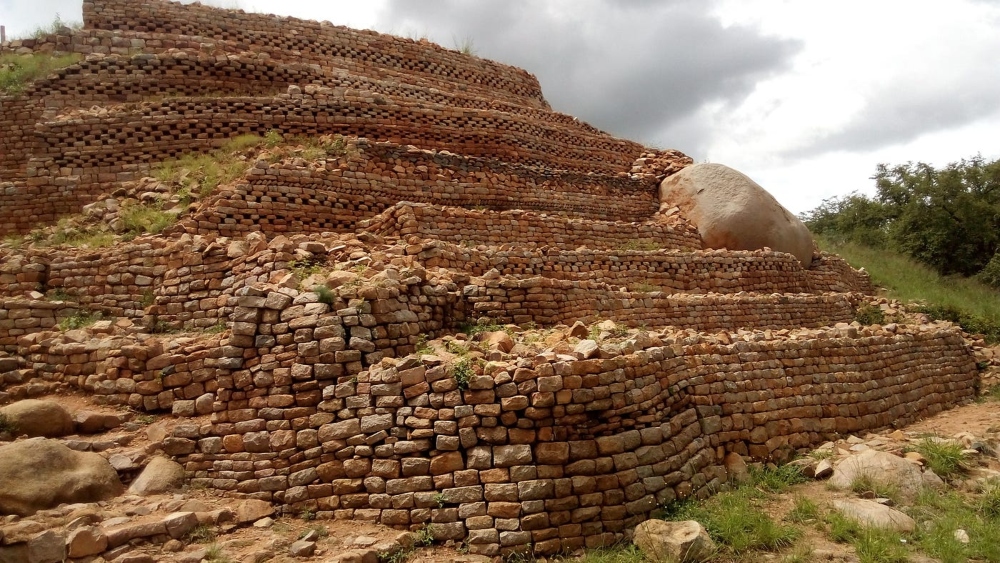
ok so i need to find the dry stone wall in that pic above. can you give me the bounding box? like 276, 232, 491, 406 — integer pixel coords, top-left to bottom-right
0, 276, 978, 556
0, 299, 82, 353
155, 319, 971, 557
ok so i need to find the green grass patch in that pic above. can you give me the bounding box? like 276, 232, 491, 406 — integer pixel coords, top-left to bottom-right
119, 202, 176, 239
849, 474, 901, 505
577, 544, 647, 563
750, 464, 808, 494
668, 486, 801, 555
909, 487, 1000, 563
819, 237, 1000, 343
786, 496, 820, 523
912, 438, 967, 478
155, 134, 263, 201
59, 310, 101, 331
825, 512, 908, 563
0, 53, 82, 95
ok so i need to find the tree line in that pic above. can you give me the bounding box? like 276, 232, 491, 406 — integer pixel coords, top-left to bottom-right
800, 155, 1000, 288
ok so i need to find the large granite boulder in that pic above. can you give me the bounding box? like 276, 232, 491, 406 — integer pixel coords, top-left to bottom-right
633, 519, 716, 562
129, 456, 186, 495
0, 399, 74, 438
0, 438, 123, 515
828, 449, 924, 500
659, 163, 815, 267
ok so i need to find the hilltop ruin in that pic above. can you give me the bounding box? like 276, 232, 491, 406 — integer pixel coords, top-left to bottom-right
0, 0, 983, 559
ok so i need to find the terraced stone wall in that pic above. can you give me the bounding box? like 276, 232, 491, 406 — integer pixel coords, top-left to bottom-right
185, 144, 662, 237
0, 275, 979, 556
80, 0, 547, 107
463, 278, 858, 330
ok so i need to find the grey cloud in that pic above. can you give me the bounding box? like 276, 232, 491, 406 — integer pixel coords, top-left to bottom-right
786, 71, 1000, 159
374, 0, 800, 156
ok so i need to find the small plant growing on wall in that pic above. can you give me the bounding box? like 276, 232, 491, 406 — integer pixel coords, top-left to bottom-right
452, 358, 473, 390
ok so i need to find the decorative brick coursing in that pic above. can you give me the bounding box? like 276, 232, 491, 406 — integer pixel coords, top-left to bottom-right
414, 240, 869, 295
79, 0, 547, 107
180, 143, 662, 238
464, 277, 858, 330
33, 89, 640, 175
362, 204, 700, 252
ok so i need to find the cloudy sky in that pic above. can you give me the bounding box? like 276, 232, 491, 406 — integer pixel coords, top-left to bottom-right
3, 0, 999, 214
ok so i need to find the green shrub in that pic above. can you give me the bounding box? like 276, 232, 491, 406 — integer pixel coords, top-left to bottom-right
264, 129, 283, 148
0, 413, 17, 434
854, 303, 886, 325
0, 53, 82, 95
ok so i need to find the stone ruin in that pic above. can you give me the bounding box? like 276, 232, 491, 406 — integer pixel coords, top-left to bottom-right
0, 0, 984, 559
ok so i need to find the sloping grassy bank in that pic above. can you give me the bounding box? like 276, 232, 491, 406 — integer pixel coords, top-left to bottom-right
819, 237, 1000, 343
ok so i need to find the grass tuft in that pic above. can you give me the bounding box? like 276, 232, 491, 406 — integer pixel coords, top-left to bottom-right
59, 310, 101, 331
577, 544, 647, 563
825, 512, 908, 563
0, 413, 17, 434
849, 474, 901, 504
750, 464, 808, 494
120, 202, 176, 238
913, 438, 967, 478
786, 496, 820, 523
